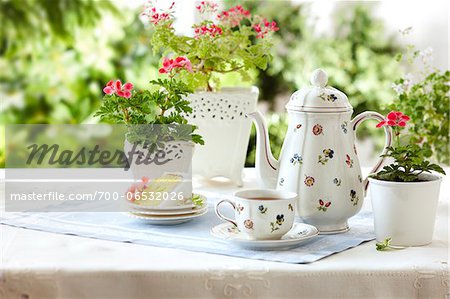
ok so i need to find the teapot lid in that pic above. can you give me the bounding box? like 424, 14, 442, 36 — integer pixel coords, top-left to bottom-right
286, 69, 352, 113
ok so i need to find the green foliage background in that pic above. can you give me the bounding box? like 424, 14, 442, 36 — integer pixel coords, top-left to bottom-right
2, 0, 445, 168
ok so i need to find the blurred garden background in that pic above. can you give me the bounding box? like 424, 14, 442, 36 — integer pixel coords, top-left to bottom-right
1, 0, 448, 168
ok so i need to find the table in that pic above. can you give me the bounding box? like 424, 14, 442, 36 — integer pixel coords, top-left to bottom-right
1, 169, 449, 298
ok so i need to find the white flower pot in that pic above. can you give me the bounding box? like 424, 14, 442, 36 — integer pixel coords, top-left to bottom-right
368, 173, 443, 246
185, 87, 259, 186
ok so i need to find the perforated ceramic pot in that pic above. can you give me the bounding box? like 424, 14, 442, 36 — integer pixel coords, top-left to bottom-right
185, 87, 259, 186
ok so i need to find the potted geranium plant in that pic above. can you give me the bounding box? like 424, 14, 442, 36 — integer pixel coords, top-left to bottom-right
142, 1, 279, 185
95, 57, 203, 206
368, 111, 445, 246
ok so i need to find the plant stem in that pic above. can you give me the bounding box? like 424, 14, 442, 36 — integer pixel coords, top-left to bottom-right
206, 65, 244, 73
394, 127, 400, 148
206, 80, 213, 92
160, 93, 170, 117
122, 106, 130, 123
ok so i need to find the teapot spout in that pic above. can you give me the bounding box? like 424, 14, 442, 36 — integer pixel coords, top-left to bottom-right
248, 111, 279, 188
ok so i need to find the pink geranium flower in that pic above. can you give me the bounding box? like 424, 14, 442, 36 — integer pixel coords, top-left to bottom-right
142, 1, 175, 26
158, 56, 193, 74
253, 19, 279, 38
194, 24, 223, 38
196, 1, 218, 14
217, 5, 251, 27
103, 80, 134, 98
376, 111, 410, 128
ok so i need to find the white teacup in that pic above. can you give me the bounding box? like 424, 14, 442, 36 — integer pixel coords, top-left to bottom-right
215, 189, 297, 240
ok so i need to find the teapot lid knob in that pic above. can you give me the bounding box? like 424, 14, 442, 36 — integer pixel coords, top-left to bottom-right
310, 68, 328, 88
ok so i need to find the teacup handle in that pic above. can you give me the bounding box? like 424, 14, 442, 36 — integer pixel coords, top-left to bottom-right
215, 199, 237, 227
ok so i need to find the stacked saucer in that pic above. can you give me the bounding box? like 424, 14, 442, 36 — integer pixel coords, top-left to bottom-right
211, 222, 319, 250
126, 194, 208, 225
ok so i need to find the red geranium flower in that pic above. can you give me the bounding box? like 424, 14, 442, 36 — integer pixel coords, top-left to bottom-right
158, 56, 193, 74
103, 80, 133, 98
376, 111, 410, 128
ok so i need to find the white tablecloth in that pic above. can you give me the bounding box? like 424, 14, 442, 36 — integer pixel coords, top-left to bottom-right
1, 169, 449, 299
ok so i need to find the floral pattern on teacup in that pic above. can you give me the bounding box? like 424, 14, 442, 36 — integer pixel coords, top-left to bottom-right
345, 154, 354, 168
258, 205, 267, 214
317, 199, 331, 212
236, 204, 244, 214
270, 214, 285, 232
276, 214, 284, 225
333, 177, 342, 186
318, 148, 334, 165
290, 153, 303, 165
304, 175, 315, 187
312, 124, 324, 135
350, 190, 359, 206
294, 123, 302, 132
279, 178, 284, 186
244, 219, 254, 230
227, 226, 240, 233
358, 174, 362, 183
288, 203, 294, 211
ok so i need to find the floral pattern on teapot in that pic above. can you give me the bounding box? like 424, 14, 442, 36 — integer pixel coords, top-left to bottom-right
317, 199, 331, 212
290, 154, 303, 165
312, 124, 324, 135
333, 178, 342, 186
319, 92, 338, 102
350, 190, 360, 206
304, 175, 315, 187
341, 121, 348, 134
318, 148, 335, 165
345, 154, 354, 168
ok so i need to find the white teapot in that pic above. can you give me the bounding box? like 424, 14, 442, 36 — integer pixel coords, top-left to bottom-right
249, 69, 392, 233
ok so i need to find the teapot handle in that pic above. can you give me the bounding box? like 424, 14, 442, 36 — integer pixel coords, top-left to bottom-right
351, 111, 393, 195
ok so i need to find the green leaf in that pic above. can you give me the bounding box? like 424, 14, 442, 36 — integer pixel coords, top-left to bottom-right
376, 238, 392, 251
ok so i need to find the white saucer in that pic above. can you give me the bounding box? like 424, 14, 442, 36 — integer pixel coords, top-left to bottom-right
128, 202, 207, 216
126, 208, 208, 225
211, 222, 319, 250
127, 195, 205, 211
